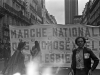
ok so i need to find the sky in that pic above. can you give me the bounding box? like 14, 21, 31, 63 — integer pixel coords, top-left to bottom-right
45, 0, 89, 24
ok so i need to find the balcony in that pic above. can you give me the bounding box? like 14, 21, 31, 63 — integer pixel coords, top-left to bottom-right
13, 0, 26, 9
4, 3, 19, 16
4, 3, 31, 24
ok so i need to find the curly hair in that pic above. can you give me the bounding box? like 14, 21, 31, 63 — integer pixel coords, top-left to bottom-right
75, 37, 86, 45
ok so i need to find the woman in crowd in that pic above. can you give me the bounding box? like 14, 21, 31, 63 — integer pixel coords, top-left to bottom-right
30, 41, 41, 59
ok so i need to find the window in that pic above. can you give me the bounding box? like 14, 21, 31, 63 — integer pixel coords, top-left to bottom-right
21, 23, 24, 26
20, 22, 22, 26
9, 16, 12, 25
7, 15, 10, 25
3, 15, 7, 25
16, 20, 19, 26
22, 10, 25, 15
12, 17, 14, 25
16, 3, 21, 11
31, 1, 37, 11
4, 31, 9, 37
12, 1, 15, 9
18, 21, 21, 26
14, 19, 16, 26
6, 0, 10, 5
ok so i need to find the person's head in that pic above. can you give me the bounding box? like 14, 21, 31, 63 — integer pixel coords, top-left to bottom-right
34, 41, 39, 48
75, 37, 86, 48
17, 40, 26, 51
31, 41, 40, 51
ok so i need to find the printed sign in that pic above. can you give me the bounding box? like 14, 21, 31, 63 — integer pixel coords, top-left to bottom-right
9, 24, 100, 68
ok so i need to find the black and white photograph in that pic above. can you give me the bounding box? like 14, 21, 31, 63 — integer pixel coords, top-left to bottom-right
0, 0, 100, 75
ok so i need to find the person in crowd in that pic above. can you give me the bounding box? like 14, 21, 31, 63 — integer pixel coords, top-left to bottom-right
30, 41, 42, 74
30, 41, 41, 59
71, 37, 99, 75
0, 44, 4, 60
2, 40, 26, 75
3, 43, 11, 67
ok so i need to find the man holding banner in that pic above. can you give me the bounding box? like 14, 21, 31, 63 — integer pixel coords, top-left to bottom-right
71, 37, 99, 75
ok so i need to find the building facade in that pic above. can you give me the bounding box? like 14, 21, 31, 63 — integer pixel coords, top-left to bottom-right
81, 1, 90, 25
43, 8, 57, 24
73, 15, 82, 24
50, 15, 57, 24
89, 0, 100, 26
0, 0, 32, 43
65, 0, 78, 24
26, 0, 43, 24
0, 0, 57, 44
42, 0, 57, 24
81, 0, 100, 26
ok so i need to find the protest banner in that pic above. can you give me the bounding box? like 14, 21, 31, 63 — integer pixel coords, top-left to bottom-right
9, 24, 100, 68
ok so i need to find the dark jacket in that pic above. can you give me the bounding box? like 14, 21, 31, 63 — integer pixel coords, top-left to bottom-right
71, 47, 99, 74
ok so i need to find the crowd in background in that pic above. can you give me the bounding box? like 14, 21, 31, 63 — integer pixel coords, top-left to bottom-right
0, 40, 11, 68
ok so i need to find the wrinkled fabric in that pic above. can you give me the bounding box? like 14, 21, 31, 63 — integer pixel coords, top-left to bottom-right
2, 50, 25, 75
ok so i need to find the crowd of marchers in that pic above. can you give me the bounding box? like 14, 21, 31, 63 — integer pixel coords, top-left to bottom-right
0, 39, 40, 75
0, 41, 11, 68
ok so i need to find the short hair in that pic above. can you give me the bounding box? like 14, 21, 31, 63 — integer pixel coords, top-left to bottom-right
75, 37, 86, 45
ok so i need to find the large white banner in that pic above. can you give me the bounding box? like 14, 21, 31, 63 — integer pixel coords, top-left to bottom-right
9, 24, 100, 68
